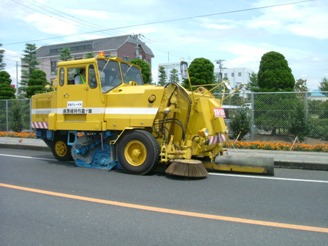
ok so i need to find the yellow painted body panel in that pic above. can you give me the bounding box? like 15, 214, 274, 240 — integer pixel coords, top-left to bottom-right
104, 85, 164, 130
31, 91, 56, 127
204, 163, 268, 174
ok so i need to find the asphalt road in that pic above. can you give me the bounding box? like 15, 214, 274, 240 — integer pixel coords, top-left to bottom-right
1, 148, 328, 246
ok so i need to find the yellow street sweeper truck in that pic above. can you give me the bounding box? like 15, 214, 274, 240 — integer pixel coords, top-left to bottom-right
31, 53, 273, 177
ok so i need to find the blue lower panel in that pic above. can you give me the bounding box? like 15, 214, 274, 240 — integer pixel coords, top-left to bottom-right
73, 142, 118, 170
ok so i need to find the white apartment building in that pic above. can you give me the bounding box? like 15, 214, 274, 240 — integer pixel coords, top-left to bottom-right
158, 62, 181, 83
217, 68, 254, 89
159, 62, 254, 89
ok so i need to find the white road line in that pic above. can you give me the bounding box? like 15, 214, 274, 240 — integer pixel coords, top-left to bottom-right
1, 153, 327, 184
0, 154, 54, 162
209, 172, 328, 184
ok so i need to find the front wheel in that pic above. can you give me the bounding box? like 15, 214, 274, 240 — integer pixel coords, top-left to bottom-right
117, 130, 160, 175
51, 134, 73, 161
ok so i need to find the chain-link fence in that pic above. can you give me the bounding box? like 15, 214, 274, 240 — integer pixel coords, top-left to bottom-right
1, 92, 328, 144
216, 91, 328, 144
0, 99, 31, 132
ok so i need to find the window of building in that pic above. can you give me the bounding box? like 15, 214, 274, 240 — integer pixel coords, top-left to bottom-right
238, 72, 242, 77
224, 73, 227, 78
231, 72, 234, 77
50, 48, 59, 55
51, 60, 57, 75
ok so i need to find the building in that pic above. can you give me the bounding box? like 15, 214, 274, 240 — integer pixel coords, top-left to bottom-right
158, 62, 254, 89
309, 90, 328, 101
158, 62, 181, 83
217, 67, 253, 89
36, 34, 154, 82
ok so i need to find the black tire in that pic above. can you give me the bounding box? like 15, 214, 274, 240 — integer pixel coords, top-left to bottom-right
51, 134, 73, 161
117, 130, 160, 175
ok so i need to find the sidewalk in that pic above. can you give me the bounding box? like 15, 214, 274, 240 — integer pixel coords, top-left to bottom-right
0, 137, 48, 150
1, 137, 327, 171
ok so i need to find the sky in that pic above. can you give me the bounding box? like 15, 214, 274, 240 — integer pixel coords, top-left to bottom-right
0, 0, 327, 90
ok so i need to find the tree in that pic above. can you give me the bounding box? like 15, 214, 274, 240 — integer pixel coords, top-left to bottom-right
258, 51, 295, 92
182, 58, 215, 90
130, 58, 151, 84
294, 78, 308, 92
0, 43, 5, 71
0, 71, 15, 99
10, 101, 23, 132
229, 107, 251, 140
20, 43, 39, 98
288, 101, 310, 142
158, 66, 167, 86
59, 47, 72, 61
246, 72, 259, 92
169, 68, 179, 83
319, 77, 328, 96
255, 51, 301, 136
26, 69, 49, 98
84, 52, 94, 59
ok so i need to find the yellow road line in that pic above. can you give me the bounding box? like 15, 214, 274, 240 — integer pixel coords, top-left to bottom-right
1, 182, 327, 234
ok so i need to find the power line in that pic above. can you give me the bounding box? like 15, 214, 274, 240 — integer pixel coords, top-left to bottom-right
9, 0, 122, 38
4, 0, 313, 46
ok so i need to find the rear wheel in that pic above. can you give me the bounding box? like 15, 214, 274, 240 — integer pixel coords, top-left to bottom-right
51, 134, 73, 161
117, 130, 160, 174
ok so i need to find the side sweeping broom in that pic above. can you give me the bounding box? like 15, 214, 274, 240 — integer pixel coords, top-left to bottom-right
165, 159, 208, 178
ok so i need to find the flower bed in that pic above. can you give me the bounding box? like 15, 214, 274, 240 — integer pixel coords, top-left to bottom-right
0, 131, 36, 138
225, 141, 328, 152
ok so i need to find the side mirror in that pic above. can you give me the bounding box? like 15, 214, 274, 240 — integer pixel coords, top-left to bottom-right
180, 61, 189, 79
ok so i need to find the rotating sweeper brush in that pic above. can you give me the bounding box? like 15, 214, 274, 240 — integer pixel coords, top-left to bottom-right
165, 159, 208, 178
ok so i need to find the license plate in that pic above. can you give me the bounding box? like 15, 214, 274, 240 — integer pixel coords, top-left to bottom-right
214, 108, 226, 118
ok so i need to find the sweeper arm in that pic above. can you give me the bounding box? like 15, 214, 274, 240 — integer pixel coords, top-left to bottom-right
204, 155, 274, 176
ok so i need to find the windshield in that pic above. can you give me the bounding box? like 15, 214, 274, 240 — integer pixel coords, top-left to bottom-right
121, 63, 144, 85
97, 59, 122, 93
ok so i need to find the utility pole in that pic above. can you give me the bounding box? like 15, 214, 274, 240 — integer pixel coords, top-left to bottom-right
216, 59, 225, 82
16, 61, 19, 97
132, 33, 142, 59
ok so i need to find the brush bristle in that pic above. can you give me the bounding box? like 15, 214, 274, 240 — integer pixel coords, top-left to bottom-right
165, 159, 208, 178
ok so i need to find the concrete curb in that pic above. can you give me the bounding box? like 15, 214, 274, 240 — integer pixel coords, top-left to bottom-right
221, 149, 328, 171
0, 137, 49, 151
0, 143, 49, 151
274, 160, 328, 171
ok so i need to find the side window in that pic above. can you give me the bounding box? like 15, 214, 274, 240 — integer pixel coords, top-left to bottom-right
59, 67, 64, 86
67, 67, 86, 85
88, 65, 97, 89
